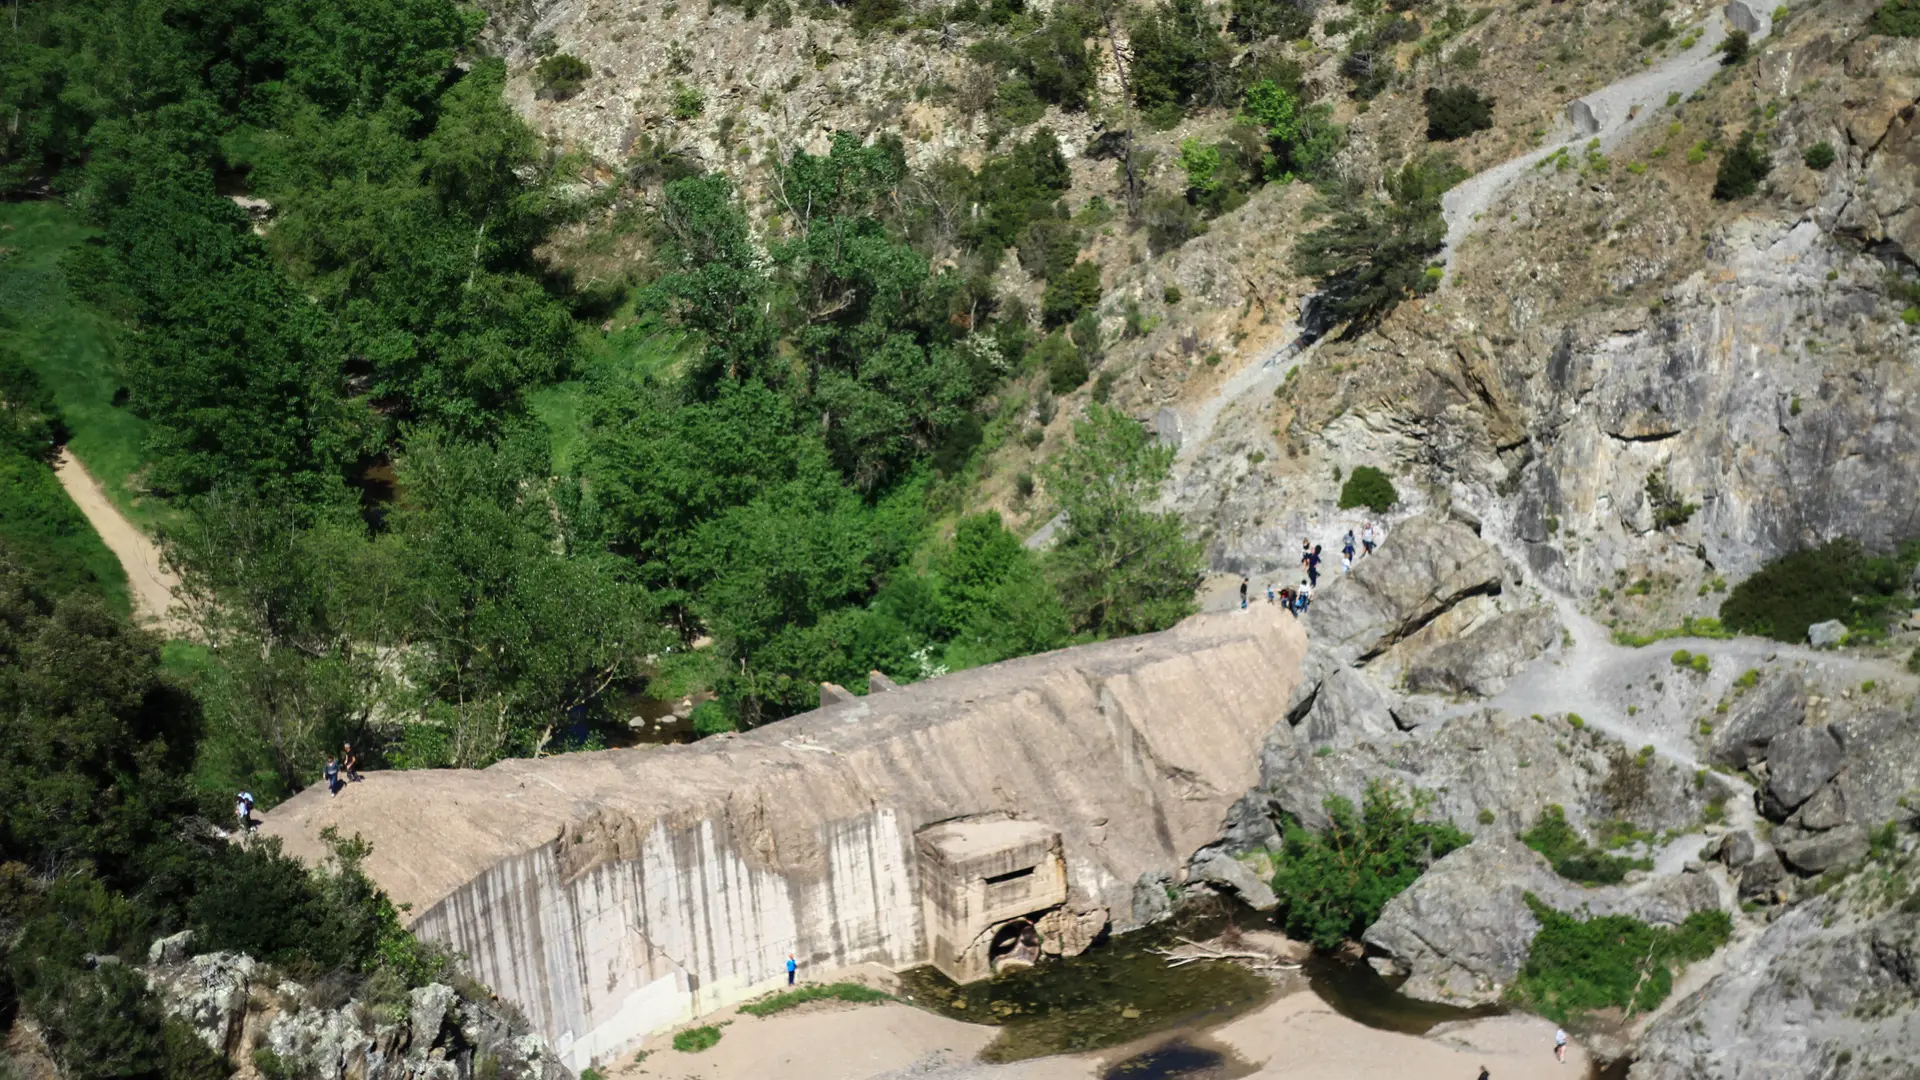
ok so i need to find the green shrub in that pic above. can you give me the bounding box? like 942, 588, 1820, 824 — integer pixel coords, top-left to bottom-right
1870, 0, 1920, 36
1423, 85, 1495, 141
1041, 260, 1102, 327
1718, 29, 1750, 64
671, 81, 706, 120
1338, 465, 1398, 513
1478, 807, 1497, 825
1803, 141, 1837, 170
1712, 131, 1772, 200
535, 54, 592, 98
740, 981, 890, 1016
1645, 469, 1698, 528
1719, 539, 1920, 642
1269, 781, 1469, 949
1508, 897, 1731, 1022
690, 700, 736, 735
673, 1025, 724, 1052
1037, 331, 1089, 394
1519, 805, 1646, 885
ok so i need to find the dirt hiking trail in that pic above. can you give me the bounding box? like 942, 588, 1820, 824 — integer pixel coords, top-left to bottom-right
53, 449, 184, 634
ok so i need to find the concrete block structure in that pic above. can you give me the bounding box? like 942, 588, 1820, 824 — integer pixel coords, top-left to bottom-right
916, 817, 1067, 982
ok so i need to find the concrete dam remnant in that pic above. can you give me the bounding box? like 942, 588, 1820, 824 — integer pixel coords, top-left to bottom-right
263, 605, 1307, 1071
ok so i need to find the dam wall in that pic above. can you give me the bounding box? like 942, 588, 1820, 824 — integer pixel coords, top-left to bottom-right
262, 605, 1306, 1070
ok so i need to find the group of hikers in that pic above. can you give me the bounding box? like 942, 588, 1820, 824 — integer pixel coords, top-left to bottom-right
230, 742, 363, 833
1238, 521, 1384, 615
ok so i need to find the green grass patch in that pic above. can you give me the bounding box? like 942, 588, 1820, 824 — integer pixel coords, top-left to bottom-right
0, 203, 159, 530
1508, 896, 1731, 1023
1611, 616, 1736, 647
0, 450, 130, 615
1520, 805, 1650, 885
672, 1024, 724, 1053
739, 981, 890, 1017
529, 322, 690, 475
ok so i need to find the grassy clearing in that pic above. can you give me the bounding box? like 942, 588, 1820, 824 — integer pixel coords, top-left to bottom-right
0, 203, 159, 530
0, 450, 129, 615
671, 1024, 724, 1052
529, 322, 689, 474
738, 981, 891, 1017
1611, 616, 1736, 647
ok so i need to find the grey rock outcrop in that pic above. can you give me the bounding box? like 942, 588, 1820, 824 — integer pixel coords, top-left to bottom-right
143, 948, 565, 1080
1710, 671, 1807, 770
1189, 849, 1279, 910
1402, 605, 1559, 698
1778, 823, 1870, 874
1633, 836, 1920, 1080
1297, 666, 1397, 748
1806, 619, 1847, 649
1364, 834, 1726, 1007
1252, 708, 1712, 839
1305, 515, 1505, 670
1764, 726, 1844, 814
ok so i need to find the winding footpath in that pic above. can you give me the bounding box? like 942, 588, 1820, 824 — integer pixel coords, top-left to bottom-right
53, 449, 184, 634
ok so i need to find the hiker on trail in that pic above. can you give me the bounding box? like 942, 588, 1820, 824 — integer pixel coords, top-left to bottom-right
1554, 1028, 1568, 1063
1342, 529, 1356, 559
1306, 545, 1323, 587
1362, 521, 1377, 556
325, 756, 343, 798
1477, 1068, 1490, 1080
1239, 577, 1249, 609
1278, 586, 1295, 615
1296, 580, 1313, 613
234, 792, 255, 832
342, 743, 361, 782
786, 953, 798, 986
1341, 551, 1353, 575
1300, 538, 1312, 567
1266, 583, 1276, 605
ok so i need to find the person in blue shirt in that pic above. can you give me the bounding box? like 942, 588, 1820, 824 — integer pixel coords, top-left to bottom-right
786, 954, 797, 986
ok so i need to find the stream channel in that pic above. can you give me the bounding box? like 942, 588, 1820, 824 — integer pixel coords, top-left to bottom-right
896, 901, 1621, 1080
897, 902, 1491, 1071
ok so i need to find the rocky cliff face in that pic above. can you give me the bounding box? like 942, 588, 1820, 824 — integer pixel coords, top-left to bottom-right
134, 936, 567, 1080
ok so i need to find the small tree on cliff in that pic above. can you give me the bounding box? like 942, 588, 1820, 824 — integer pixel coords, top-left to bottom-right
1043, 405, 1203, 636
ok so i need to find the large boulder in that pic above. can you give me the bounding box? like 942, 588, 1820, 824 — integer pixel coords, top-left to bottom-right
1298, 666, 1397, 747
1362, 835, 1557, 1005
1364, 834, 1726, 1006
1779, 823, 1871, 875
147, 952, 254, 1058
1305, 515, 1505, 669
1765, 726, 1845, 815
1402, 605, 1559, 698
1190, 849, 1279, 910
1829, 705, 1920, 828
1806, 619, 1848, 648
1710, 670, 1807, 770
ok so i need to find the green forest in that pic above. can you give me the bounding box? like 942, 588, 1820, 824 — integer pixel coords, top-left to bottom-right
0, 0, 1210, 805
0, 0, 1215, 1069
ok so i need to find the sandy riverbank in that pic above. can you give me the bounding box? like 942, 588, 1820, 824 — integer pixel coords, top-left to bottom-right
605, 990, 1588, 1080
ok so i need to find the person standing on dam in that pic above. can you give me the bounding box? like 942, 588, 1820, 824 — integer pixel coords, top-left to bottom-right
786, 953, 797, 986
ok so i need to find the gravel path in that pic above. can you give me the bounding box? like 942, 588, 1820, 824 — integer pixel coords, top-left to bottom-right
53, 449, 184, 635
1440, 2, 1764, 271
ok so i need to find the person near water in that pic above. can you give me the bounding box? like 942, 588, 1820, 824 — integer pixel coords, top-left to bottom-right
342, 742, 361, 782
1554, 1028, 1568, 1063
234, 791, 255, 832
325, 756, 343, 798
786, 953, 798, 986
1239, 577, 1249, 609
1362, 521, 1377, 555
1306, 545, 1323, 587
